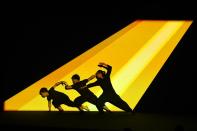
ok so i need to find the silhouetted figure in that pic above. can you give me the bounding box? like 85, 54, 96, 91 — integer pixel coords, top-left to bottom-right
83, 62, 133, 112
39, 82, 87, 111
61, 74, 110, 112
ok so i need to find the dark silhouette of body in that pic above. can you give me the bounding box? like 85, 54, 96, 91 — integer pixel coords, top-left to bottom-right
84, 62, 133, 112
39, 82, 87, 111
62, 74, 110, 112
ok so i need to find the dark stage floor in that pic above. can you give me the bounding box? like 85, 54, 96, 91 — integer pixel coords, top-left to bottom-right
0, 112, 197, 131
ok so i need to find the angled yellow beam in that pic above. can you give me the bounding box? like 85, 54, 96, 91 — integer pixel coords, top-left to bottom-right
18, 21, 166, 111
88, 21, 192, 110
4, 21, 140, 110
121, 21, 192, 109
4, 20, 192, 111
107, 21, 192, 110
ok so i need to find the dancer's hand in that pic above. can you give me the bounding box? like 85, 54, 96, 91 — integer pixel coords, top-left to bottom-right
60, 81, 67, 85
98, 62, 108, 67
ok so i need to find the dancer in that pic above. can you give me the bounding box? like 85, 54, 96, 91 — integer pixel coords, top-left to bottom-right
61, 74, 110, 112
82, 62, 133, 112
39, 82, 88, 111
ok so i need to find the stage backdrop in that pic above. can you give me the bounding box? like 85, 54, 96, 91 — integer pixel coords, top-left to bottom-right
4, 20, 192, 111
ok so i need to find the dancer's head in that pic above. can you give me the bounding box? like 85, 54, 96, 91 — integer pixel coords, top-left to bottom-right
96, 70, 105, 79
72, 74, 80, 84
39, 87, 49, 98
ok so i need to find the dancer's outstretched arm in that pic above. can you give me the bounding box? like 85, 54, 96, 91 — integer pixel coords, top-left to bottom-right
87, 74, 96, 82
98, 62, 112, 76
51, 81, 64, 89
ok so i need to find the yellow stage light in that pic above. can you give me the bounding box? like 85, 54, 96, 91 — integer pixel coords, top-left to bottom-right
4, 20, 192, 111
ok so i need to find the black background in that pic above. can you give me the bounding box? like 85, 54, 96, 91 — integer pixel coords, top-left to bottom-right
2, 3, 196, 115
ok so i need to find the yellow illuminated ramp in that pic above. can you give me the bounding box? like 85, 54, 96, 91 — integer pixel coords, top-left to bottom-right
4, 20, 192, 111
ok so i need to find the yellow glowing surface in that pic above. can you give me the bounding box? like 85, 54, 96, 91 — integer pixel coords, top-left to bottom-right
4, 20, 192, 111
